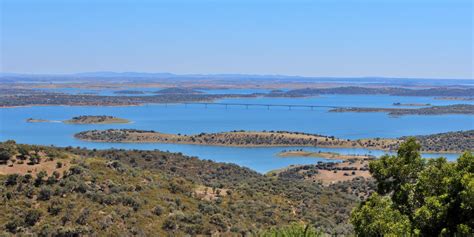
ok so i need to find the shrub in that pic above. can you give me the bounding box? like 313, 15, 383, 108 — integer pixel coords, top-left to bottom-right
5, 174, 20, 186
38, 187, 52, 201
24, 209, 42, 226
152, 205, 164, 216
260, 223, 322, 237
48, 200, 63, 215
0, 149, 12, 164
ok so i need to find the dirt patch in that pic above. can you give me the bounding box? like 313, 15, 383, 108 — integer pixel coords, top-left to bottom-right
0, 159, 71, 177
194, 185, 229, 201
308, 160, 371, 185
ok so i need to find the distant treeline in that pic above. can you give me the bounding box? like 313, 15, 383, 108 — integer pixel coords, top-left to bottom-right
408, 130, 474, 153
0, 92, 256, 107
267, 86, 474, 97
1, 86, 473, 107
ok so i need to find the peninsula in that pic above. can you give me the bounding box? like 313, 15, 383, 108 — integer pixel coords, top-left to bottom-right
26, 115, 130, 124
330, 104, 474, 116
435, 96, 474, 101
64, 115, 130, 124
74, 129, 473, 153
278, 150, 374, 160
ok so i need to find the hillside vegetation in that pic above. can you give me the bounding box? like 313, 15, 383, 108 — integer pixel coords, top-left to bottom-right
1, 138, 472, 236
0, 141, 358, 236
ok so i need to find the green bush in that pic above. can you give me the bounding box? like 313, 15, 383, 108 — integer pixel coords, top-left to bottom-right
259, 223, 322, 237
351, 138, 474, 236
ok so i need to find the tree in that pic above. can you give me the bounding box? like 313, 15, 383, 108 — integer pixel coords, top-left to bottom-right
35, 171, 48, 186
350, 193, 411, 236
368, 137, 425, 216
152, 205, 164, 216
0, 141, 18, 165
351, 138, 474, 236
38, 187, 52, 201
260, 223, 323, 237
5, 174, 20, 186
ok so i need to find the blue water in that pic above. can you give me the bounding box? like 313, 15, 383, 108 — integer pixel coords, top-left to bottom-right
1, 95, 472, 173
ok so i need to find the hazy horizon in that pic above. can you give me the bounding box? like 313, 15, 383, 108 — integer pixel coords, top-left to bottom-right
1, 0, 472, 79
0, 71, 473, 81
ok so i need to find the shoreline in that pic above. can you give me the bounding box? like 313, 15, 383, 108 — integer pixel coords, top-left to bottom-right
77, 138, 461, 154
27, 116, 131, 125
74, 130, 468, 154
277, 150, 375, 160
330, 104, 474, 116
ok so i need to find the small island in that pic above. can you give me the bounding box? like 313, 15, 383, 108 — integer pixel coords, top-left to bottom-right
278, 149, 374, 160
26, 118, 52, 123
26, 115, 130, 124
64, 115, 130, 124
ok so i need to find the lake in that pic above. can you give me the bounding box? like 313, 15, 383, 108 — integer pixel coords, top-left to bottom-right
1, 94, 472, 173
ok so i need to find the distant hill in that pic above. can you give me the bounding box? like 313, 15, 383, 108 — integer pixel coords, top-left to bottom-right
1, 72, 473, 87
72, 71, 177, 78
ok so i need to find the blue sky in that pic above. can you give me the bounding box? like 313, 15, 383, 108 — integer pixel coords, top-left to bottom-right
1, 0, 472, 79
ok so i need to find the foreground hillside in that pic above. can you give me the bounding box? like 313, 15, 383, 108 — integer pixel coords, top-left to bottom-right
0, 141, 358, 236
1, 139, 472, 236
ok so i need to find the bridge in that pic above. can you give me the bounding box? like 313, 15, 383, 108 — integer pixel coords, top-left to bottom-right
183, 102, 343, 110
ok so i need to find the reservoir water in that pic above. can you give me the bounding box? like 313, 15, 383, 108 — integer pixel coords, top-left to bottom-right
1, 94, 472, 173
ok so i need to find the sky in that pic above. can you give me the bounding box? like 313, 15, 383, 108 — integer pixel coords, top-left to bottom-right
0, 0, 472, 79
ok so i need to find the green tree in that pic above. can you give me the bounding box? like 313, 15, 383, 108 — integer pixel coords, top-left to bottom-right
369, 137, 425, 216
259, 223, 323, 237
350, 193, 411, 236
351, 138, 474, 236
0, 142, 17, 164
